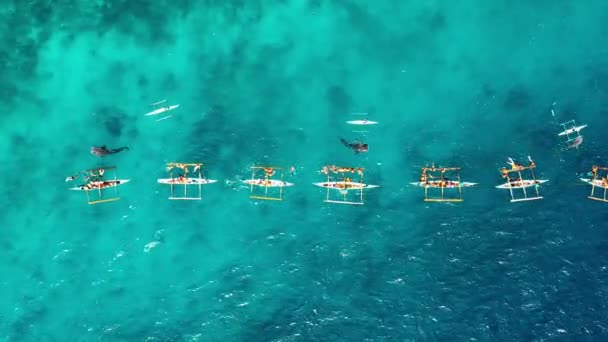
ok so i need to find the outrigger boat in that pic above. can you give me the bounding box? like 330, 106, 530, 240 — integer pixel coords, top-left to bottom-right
144, 99, 180, 116
314, 165, 378, 205
346, 119, 378, 125
580, 165, 608, 202
411, 166, 477, 202
346, 112, 378, 126
158, 162, 217, 200
243, 166, 294, 201
68, 166, 130, 204
558, 124, 587, 136
496, 156, 547, 202
553, 111, 586, 149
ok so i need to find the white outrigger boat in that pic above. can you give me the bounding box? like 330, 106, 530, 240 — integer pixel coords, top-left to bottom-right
554, 115, 586, 150
496, 156, 546, 202
145, 99, 180, 116
316, 165, 378, 205
413, 166, 476, 202
245, 166, 293, 201
158, 162, 216, 200
68, 166, 130, 204
558, 124, 587, 136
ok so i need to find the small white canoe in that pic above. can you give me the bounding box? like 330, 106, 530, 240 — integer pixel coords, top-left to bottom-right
410, 181, 478, 188
70, 179, 130, 191
346, 119, 378, 125
496, 179, 548, 189
145, 104, 179, 116
580, 178, 608, 189
558, 125, 587, 136
313, 181, 380, 190
157, 178, 217, 185
243, 179, 294, 187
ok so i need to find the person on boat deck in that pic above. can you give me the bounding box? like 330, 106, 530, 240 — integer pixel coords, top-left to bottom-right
592, 165, 599, 177
507, 157, 523, 170
500, 168, 509, 179
264, 167, 275, 177
602, 177, 608, 187
419, 172, 427, 184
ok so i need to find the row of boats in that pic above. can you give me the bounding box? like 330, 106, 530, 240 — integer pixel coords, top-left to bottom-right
69, 102, 601, 204
68, 159, 608, 205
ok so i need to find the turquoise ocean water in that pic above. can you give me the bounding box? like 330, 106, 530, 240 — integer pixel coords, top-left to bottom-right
2, 1, 608, 340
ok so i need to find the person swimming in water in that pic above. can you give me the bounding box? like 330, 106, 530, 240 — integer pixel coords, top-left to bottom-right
65, 172, 80, 182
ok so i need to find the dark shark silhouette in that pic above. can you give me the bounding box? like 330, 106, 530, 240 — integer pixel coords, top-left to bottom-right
90, 145, 129, 157
340, 138, 368, 153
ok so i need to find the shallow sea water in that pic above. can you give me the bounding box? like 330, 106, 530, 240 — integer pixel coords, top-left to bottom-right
2, 1, 608, 340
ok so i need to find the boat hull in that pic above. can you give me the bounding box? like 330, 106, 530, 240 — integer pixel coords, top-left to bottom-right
495, 179, 548, 189
580, 178, 608, 189
346, 120, 378, 125
70, 179, 130, 191
558, 125, 587, 136
243, 179, 294, 187
313, 182, 379, 190
410, 181, 477, 188
157, 178, 217, 185
145, 105, 179, 116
